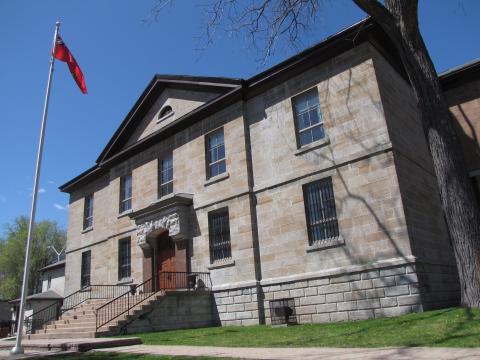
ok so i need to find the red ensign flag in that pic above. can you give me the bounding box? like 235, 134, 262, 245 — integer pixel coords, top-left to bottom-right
54, 35, 87, 94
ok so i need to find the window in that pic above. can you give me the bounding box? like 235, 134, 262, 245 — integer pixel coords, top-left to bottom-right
118, 238, 131, 280
159, 153, 173, 197
81, 250, 91, 288
292, 88, 325, 147
47, 275, 52, 289
208, 208, 232, 262
303, 177, 339, 245
83, 194, 94, 230
206, 128, 226, 178
119, 174, 132, 213
158, 105, 174, 121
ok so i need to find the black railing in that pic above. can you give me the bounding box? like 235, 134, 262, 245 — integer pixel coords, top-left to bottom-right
96, 271, 211, 331
24, 284, 131, 334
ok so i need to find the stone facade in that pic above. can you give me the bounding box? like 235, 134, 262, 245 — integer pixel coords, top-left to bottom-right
60, 19, 470, 328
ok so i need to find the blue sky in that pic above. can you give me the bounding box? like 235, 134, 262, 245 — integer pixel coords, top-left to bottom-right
0, 0, 479, 236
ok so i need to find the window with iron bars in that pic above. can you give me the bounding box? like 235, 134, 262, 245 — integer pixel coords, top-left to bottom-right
159, 153, 173, 197
303, 177, 339, 245
81, 250, 91, 288
83, 194, 94, 230
292, 87, 325, 147
118, 238, 131, 280
206, 128, 226, 178
119, 174, 132, 213
208, 208, 232, 262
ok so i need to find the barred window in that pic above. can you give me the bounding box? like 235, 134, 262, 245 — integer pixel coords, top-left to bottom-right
292, 88, 325, 147
206, 128, 226, 178
303, 178, 339, 245
119, 174, 132, 213
118, 238, 131, 280
81, 250, 91, 288
83, 194, 94, 230
159, 153, 173, 197
208, 208, 232, 262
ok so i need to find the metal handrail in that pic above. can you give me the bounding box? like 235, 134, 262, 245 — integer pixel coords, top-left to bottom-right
24, 284, 131, 334
95, 271, 212, 331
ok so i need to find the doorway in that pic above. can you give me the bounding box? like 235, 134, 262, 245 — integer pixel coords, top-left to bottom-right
157, 234, 176, 289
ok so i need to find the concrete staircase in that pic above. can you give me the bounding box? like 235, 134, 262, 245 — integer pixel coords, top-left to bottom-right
27, 293, 163, 339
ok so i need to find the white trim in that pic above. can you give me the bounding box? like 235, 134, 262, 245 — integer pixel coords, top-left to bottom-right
204, 172, 229, 186
294, 136, 330, 156
157, 109, 175, 124
208, 259, 235, 270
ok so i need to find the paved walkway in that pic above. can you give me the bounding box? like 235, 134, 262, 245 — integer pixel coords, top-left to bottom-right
95, 344, 480, 359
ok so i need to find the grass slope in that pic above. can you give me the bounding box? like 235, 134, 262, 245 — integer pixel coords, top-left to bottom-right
126, 308, 480, 348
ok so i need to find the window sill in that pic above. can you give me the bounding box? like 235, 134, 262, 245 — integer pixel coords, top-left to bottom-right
81, 227, 93, 234
306, 236, 345, 253
157, 192, 175, 202
207, 259, 235, 270
117, 277, 133, 285
156, 111, 174, 124
204, 172, 229, 187
117, 209, 133, 219
294, 137, 330, 156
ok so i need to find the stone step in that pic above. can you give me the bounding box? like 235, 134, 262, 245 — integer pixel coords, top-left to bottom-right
57, 314, 96, 321
44, 321, 97, 330
28, 331, 96, 339
39, 326, 97, 334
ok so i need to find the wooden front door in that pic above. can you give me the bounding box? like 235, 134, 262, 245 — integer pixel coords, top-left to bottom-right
157, 237, 176, 289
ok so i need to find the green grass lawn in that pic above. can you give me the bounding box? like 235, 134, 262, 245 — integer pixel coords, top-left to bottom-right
118, 307, 480, 348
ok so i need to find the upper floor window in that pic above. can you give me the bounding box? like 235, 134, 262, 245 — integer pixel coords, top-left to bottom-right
47, 275, 52, 289
292, 88, 325, 147
303, 177, 339, 245
81, 250, 91, 288
159, 153, 173, 197
206, 128, 226, 179
83, 194, 94, 230
208, 208, 232, 262
120, 174, 132, 213
118, 238, 131, 280
158, 105, 174, 122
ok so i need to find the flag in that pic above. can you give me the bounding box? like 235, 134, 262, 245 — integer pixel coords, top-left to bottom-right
54, 35, 87, 94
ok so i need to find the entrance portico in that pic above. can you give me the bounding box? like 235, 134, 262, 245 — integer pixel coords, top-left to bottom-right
129, 193, 193, 284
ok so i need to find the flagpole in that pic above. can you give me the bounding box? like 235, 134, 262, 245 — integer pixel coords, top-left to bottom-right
11, 21, 60, 355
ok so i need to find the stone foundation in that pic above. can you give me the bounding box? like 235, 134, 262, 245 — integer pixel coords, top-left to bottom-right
120, 291, 216, 334
213, 261, 460, 326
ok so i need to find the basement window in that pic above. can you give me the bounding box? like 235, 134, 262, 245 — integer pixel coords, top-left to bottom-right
269, 298, 297, 326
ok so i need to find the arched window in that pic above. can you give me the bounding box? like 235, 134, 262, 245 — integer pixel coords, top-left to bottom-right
158, 105, 174, 122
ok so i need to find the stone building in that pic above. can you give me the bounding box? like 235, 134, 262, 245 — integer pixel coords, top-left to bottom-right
57, 18, 468, 331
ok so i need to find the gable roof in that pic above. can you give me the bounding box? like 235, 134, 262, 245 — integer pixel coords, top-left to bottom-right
38, 260, 66, 273
97, 75, 242, 164
60, 17, 404, 193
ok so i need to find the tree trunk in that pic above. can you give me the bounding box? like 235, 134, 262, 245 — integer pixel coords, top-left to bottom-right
354, 0, 480, 307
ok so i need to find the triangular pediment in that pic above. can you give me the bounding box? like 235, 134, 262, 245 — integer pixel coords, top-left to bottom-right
97, 75, 241, 163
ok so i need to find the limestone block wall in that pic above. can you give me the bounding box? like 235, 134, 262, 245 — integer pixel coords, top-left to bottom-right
213, 261, 459, 326
247, 43, 391, 193
372, 48, 458, 276
64, 229, 143, 295
190, 194, 257, 286
120, 291, 216, 334
255, 151, 410, 280
65, 101, 252, 294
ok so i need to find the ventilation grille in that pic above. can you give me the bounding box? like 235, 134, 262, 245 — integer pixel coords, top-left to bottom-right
269, 298, 297, 326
